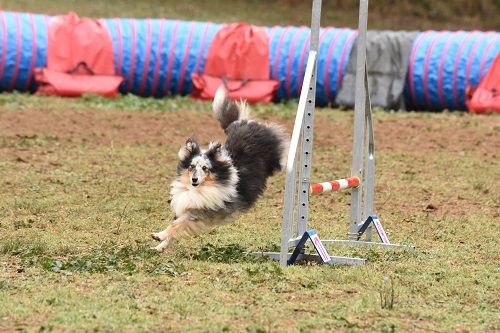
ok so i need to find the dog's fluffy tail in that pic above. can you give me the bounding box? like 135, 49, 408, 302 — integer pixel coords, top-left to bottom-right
212, 86, 249, 131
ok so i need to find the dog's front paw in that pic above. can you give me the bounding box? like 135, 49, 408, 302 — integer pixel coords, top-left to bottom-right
151, 230, 168, 242
154, 239, 171, 253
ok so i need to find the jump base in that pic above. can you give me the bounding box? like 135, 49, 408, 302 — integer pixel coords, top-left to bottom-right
253, 252, 366, 266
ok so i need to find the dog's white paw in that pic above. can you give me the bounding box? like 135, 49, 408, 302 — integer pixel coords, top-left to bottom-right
151, 230, 168, 242
154, 239, 171, 252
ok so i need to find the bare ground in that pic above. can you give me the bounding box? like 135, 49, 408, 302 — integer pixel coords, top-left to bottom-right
1, 107, 498, 154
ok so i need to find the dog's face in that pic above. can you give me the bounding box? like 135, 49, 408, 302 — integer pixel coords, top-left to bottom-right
188, 155, 211, 187
177, 138, 224, 187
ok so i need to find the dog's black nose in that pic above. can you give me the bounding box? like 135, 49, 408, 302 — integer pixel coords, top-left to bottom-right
192, 177, 198, 183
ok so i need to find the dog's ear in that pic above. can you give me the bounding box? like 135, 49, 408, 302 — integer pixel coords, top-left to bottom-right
178, 137, 200, 160
206, 141, 223, 161
205, 141, 227, 162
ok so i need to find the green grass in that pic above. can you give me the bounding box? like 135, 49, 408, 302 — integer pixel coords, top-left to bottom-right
0, 93, 499, 332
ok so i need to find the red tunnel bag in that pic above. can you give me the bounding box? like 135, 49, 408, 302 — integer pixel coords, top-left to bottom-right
35, 12, 123, 97
467, 54, 500, 114
191, 23, 279, 103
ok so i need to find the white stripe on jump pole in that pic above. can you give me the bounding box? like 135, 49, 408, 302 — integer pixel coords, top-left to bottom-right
321, 182, 332, 191
338, 179, 349, 189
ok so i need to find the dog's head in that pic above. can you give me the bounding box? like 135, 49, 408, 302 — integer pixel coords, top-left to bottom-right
177, 138, 227, 188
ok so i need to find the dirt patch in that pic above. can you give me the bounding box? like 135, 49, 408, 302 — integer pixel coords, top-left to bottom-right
313, 113, 500, 158
0, 108, 224, 147
1, 108, 499, 157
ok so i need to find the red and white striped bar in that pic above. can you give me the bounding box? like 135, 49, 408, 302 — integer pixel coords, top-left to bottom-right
310, 176, 360, 195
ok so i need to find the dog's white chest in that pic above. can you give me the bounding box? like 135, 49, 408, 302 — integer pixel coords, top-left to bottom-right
170, 180, 237, 216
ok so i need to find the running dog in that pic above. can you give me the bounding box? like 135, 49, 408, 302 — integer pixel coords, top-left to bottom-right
152, 87, 288, 252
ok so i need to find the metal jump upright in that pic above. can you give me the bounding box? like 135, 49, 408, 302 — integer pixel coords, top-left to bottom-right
257, 0, 414, 267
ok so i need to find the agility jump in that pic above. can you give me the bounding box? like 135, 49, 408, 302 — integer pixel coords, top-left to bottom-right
309, 176, 360, 195
255, 0, 414, 267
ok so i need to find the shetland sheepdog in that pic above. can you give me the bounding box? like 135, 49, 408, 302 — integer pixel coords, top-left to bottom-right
152, 87, 288, 252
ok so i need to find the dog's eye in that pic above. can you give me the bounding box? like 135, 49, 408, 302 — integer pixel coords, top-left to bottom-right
189, 164, 195, 170
202, 166, 208, 171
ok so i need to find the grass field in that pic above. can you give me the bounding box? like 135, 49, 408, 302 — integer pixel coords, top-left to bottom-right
0, 93, 499, 332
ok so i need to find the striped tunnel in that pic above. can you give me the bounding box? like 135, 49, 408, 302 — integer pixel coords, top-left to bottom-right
310, 176, 360, 195
101, 19, 222, 97
0, 12, 49, 92
404, 30, 500, 111
266, 25, 357, 106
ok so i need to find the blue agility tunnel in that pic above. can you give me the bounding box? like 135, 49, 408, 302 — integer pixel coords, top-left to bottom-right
0, 12, 48, 92
0, 11, 499, 110
266, 26, 356, 105
102, 19, 222, 97
404, 30, 500, 111
101, 21, 356, 105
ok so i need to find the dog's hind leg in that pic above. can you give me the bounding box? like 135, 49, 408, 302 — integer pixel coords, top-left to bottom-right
154, 214, 216, 252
